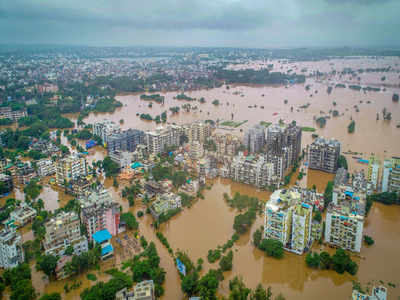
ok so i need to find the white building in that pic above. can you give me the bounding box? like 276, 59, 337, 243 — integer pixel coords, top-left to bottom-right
325, 186, 365, 253
264, 189, 301, 248
93, 119, 120, 145
56, 154, 88, 186
109, 150, 135, 168
37, 158, 56, 177
352, 286, 387, 300
0, 226, 24, 269
381, 160, 392, 192
150, 192, 182, 219
290, 202, 313, 255
145, 125, 182, 155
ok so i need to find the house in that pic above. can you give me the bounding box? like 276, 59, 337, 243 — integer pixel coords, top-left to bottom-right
92, 229, 113, 260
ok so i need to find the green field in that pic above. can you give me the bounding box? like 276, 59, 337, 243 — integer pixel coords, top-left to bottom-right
220, 120, 248, 128
260, 121, 272, 127
301, 127, 316, 132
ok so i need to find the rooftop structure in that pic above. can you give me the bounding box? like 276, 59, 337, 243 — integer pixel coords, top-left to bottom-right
107, 129, 145, 153
56, 153, 88, 186
150, 192, 182, 219
93, 119, 120, 144
352, 286, 387, 300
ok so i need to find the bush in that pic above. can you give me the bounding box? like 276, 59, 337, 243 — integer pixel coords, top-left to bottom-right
364, 235, 374, 246
259, 239, 283, 259
219, 250, 233, 272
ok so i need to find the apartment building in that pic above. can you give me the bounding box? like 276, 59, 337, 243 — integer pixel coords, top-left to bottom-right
308, 137, 340, 173
109, 150, 135, 168
266, 123, 302, 165
334, 167, 348, 187
0, 107, 27, 121
93, 119, 120, 144
244, 125, 265, 153
183, 121, 211, 144
80, 188, 120, 240
382, 157, 400, 193
56, 154, 88, 186
43, 211, 88, 256
145, 125, 182, 154
37, 158, 56, 177
290, 202, 313, 254
150, 192, 182, 219
264, 189, 301, 248
116, 280, 155, 300
0, 226, 24, 269
229, 153, 276, 188
209, 133, 241, 164
325, 186, 365, 252
0, 173, 13, 194
189, 141, 204, 160
15, 163, 36, 185
107, 129, 145, 153
367, 155, 380, 190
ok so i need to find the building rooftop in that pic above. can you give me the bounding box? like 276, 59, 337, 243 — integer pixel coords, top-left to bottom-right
266, 189, 301, 212
93, 229, 112, 243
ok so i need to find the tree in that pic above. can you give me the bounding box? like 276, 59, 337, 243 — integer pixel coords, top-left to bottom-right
305, 252, 320, 268
102, 156, 120, 177
39, 293, 62, 300
228, 276, 251, 299
10, 279, 36, 300
172, 171, 187, 188
219, 250, 233, 272
338, 155, 348, 170
348, 120, 355, 133
120, 212, 139, 230
319, 252, 331, 269
250, 284, 272, 300
253, 228, 262, 248
332, 249, 350, 274
259, 239, 283, 259
313, 211, 322, 223
37, 255, 58, 278
392, 93, 399, 102
197, 270, 220, 300
181, 272, 199, 297
364, 235, 374, 246
323, 181, 334, 207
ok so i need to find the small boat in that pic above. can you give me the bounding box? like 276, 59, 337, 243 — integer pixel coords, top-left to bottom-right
273, 112, 278, 116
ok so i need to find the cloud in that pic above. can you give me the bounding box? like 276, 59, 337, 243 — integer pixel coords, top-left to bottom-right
0, 0, 399, 47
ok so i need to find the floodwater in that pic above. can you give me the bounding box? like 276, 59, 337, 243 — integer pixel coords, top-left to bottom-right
5, 57, 400, 298
77, 57, 400, 173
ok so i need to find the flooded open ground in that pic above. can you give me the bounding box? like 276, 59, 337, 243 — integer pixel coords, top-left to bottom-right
5, 57, 400, 299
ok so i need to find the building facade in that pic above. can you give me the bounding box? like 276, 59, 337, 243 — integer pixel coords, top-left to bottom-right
80, 188, 120, 240
107, 129, 145, 153
308, 137, 341, 173
93, 119, 120, 145
145, 125, 182, 154
56, 154, 88, 186
0, 226, 24, 269
43, 211, 88, 256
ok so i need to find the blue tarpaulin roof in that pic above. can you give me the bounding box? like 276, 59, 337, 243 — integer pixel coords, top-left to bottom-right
101, 244, 113, 256
345, 191, 354, 197
131, 162, 143, 169
176, 258, 186, 276
93, 229, 112, 243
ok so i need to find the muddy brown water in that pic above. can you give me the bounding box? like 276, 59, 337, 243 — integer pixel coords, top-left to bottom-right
3, 58, 400, 298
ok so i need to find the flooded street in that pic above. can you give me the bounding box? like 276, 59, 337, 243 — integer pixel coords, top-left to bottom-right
4, 57, 400, 299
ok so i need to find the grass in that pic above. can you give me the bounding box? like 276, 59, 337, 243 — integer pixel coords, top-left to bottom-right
301, 127, 316, 132
260, 121, 272, 127
86, 273, 97, 281
220, 120, 248, 128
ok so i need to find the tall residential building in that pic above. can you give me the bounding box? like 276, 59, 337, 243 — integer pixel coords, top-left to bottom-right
93, 119, 120, 145
308, 137, 341, 173
107, 129, 145, 153
381, 157, 400, 193
43, 211, 88, 257
80, 188, 120, 240
145, 125, 182, 154
325, 186, 365, 252
290, 202, 313, 255
367, 155, 380, 190
264, 189, 301, 248
37, 158, 56, 177
0, 226, 24, 269
229, 153, 276, 188
244, 125, 266, 153
209, 133, 241, 164
116, 280, 155, 300
56, 154, 88, 186
183, 121, 211, 144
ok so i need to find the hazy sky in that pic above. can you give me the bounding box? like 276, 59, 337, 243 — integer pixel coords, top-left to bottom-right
1, 0, 399, 48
